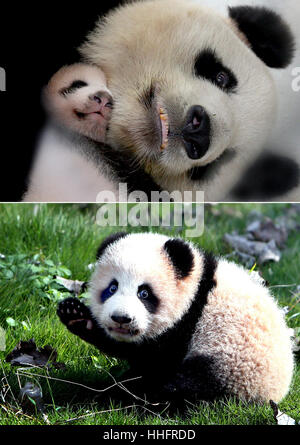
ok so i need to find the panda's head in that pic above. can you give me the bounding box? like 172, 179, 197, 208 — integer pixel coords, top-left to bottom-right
89, 232, 203, 343
80, 0, 294, 177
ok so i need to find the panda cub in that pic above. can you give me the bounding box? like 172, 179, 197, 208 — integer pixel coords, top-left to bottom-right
44, 64, 113, 144
57, 232, 294, 404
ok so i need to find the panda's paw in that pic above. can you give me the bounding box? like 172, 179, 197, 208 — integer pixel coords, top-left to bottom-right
44, 64, 113, 143
57, 297, 93, 331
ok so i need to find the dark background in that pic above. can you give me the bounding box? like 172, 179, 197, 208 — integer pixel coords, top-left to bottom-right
0, 1, 122, 201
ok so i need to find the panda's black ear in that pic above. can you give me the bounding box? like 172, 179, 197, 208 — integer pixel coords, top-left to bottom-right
164, 239, 194, 279
229, 6, 294, 68
96, 232, 128, 260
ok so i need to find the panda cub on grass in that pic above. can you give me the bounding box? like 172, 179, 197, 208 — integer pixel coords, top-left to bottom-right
57, 232, 294, 404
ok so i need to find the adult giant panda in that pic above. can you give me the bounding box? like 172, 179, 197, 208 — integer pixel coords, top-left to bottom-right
25, 0, 299, 202
57, 232, 294, 404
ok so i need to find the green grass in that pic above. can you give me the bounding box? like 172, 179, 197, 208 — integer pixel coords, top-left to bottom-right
0, 203, 299, 425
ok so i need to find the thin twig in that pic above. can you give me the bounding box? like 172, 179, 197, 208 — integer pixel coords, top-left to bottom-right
16, 367, 142, 395
269, 284, 297, 289
16, 362, 166, 407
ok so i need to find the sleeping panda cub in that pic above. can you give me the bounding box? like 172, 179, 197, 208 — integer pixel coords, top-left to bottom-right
57, 232, 294, 405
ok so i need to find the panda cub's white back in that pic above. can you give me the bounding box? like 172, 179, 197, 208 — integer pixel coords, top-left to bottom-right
189, 259, 294, 402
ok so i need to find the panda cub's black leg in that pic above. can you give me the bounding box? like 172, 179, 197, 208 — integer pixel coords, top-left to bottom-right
162, 356, 225, 403
57, 297, 99, 344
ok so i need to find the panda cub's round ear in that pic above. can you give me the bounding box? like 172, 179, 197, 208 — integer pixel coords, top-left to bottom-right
163, 238, 194, 279
229, 6, 295, 68
96, 232, 128, 260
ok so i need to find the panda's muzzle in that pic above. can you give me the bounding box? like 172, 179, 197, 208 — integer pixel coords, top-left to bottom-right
109, 313, 139, 336
111, 314, 132, 325
181, 105, 210, 160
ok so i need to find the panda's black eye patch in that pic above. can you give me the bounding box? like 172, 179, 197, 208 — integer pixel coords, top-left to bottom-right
194, 50, 238, 93
60, 80, 88, 96
101, 279, 118, 303
137, 284, 159, 314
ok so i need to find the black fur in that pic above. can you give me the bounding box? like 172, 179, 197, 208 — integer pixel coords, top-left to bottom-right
162, 355, 227, 402
98, 144, 163, 200
229, 6, 295, 68
233, 153, 300, 200
164, 238, 194, 279
194, 49, 238, 93
57, 249, 221, 404
96, 232, 128, 260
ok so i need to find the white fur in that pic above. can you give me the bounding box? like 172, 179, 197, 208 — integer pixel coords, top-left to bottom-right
24, 125, 118, 202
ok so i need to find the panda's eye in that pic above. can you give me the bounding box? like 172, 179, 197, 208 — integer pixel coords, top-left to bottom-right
138, 289, 149, 299
109, 283, 118, 294
194, 49, 237, 93
215, 71, 230, 88
137, 284, 159, 313
101, 279, 118, 302
138, 285, 150, 300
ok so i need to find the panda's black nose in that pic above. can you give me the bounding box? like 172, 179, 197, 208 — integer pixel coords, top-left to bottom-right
182, 105, 210, 160
111, 314, 132, 325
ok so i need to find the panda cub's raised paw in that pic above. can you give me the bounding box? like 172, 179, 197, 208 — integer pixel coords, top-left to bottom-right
57, 297, 93, 331
44, 64, 113, 143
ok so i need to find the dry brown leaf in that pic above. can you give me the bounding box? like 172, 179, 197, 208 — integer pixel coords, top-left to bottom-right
6, 339, 65, 369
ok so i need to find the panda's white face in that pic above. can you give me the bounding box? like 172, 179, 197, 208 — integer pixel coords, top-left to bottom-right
80, 0, 276, 178
89, 233, 203, 343
90, 273, 154, 343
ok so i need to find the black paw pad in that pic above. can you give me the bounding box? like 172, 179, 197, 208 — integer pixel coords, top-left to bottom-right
57, 298, 92, 327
